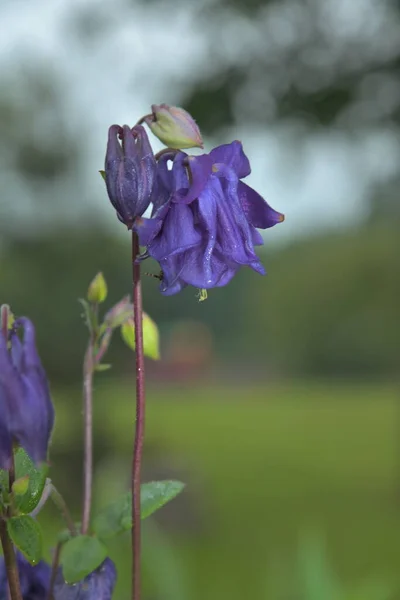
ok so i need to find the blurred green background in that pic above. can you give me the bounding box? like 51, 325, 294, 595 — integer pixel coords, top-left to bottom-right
1, 0, 399, 597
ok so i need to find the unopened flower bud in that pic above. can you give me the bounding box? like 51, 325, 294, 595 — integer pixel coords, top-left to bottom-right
104, 124, 156, 229
145, 104, 203, 150
87, 272, 108, 304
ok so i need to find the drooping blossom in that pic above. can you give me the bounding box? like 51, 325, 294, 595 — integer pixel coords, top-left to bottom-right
134, 141, 284, 295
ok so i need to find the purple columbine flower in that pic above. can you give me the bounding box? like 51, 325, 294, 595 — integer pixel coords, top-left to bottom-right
134, 141, 284, 295
0, 553, 51, 600
53, 558, 117, 600
104, 124, 157, 229
0, 318, 54, 468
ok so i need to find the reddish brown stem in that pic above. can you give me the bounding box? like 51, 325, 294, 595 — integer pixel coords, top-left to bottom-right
0, 520, 22, 600
1, 305, 8, 341
81, 342, 94, 535
0, 307, 22, 600
131, 232, 145, 600
46, 542, 62, 600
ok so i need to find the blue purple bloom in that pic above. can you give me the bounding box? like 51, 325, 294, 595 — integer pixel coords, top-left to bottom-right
0, 317, 54, 468
0, 553, 50, 600
105, 124, 156, 229
134, 141, 284, 295
54, 558, 117, 600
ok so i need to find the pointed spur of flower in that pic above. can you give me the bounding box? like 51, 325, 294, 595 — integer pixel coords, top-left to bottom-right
134, 141, 284, 295
104, 124, 156, 229
0, 317, 54, 467
0, 552, 51, 600
53, 558, 117, 600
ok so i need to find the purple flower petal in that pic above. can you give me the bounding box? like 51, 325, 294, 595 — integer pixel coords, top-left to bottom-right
238, 182, 284, 229
173, 154, 213, 204
150, 153, 173, 213
211, 166, 265, 272
0, 391, 12, 469
147, 203, 202, 262
209, 141, 251, 178
159, 255, 187, 296
0, 553, 51, 600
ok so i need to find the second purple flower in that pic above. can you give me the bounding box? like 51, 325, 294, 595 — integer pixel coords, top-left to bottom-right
135, 141, 284, 295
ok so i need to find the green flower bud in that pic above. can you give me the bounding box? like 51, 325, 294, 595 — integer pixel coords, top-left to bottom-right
145, 104, 203, 149
87, 272, 108, 304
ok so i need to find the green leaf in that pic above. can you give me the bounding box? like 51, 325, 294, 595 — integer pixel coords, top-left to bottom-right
7, 515, 42, 564
13, 448, 48, 514
99, 170, 106, 181
93, 480, 185, 540
94, 363, 112, 372
78, 298, 97, 334
121, 313, 160, 360
61, 535, 108, 584
140, 481, 185, 519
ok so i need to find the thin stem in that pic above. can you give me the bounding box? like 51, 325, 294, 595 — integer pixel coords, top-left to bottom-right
51, 485, 77, 536
135, 113, 153, 126
8, 457, 15, 494
46, 542, 62, 600
0, 307, 22, 600
1, 305, 9, 341
81, 342, 94, 535
0, 519, 22, 600
131, 232, 146, 600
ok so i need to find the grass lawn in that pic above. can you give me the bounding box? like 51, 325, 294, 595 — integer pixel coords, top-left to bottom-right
44, 380, 399, 599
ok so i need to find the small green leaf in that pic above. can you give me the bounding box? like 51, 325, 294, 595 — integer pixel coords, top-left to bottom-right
93, 480, 184, 540
99, 170, 106, 181
13, 448, 48, 514
61, 535, 108, 584
94, 363, 112, 372
121, 313, 160, 360
78, 298, 97, 334
140, 481, 185, 519
7, 515, 42, 564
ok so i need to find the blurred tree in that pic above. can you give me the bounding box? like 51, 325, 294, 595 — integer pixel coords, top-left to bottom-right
1, 222, 398, 381
177, 0, 400, 135
0, 65, 87, 240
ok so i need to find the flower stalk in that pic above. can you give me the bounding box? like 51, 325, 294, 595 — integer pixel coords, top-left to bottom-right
131, 231, 146, 600
0, 306, 22, 600
0, 520, 22, 600
81, 335, 95, 535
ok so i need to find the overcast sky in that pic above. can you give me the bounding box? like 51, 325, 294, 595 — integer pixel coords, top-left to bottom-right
1, 0, 399, 244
